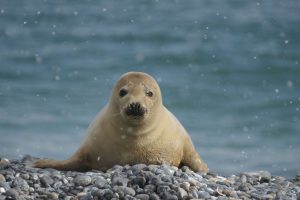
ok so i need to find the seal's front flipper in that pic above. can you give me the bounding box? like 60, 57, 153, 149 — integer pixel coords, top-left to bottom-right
181, 137, 209, 173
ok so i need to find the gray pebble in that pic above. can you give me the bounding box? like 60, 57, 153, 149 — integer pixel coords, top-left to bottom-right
5, 188, 19, 198
112, 176, 129, 186
74, 175, 92, 186
40, 174, 54, 187
94, 177, 109, 188
132, 164, 147, 174
133, 176, 147, 187
161, 175, 172, 183
162, 191, 178, 200
102, 189, 114, 199
179, 182, 190, 192
157, 185, 170, 194
177, 187, 187, 199
144, 184, 156, 193
0, 182, 10, 191
53, 181, 63, 189
135, 193, 150, 200
198, 191, 210, 199
47, 192, 59, 199
189, 187, 198, 198
21, 173, 30, 180
259, 171, 271, 183
149, 193, 160, 200
0, 175, 5, 183
113, 185, 136, 197
217, 196, 228, 200
12, 177, 30, 191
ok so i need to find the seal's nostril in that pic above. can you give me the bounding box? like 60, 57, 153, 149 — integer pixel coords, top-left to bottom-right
126, 102, 146, 117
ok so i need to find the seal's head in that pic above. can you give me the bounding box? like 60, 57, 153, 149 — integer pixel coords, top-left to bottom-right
110, 72, 162, 125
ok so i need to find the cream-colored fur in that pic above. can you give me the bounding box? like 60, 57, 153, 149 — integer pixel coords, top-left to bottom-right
33, 72, 208, 172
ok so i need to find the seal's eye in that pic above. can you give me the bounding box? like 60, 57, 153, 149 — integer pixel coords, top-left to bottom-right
146, 91, 153, 97
119, 89, 128, 97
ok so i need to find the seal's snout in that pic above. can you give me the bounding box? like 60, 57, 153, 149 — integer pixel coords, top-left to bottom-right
125, 102, 147, 117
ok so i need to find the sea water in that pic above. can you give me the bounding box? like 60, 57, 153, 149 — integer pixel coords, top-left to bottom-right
0, 0, 299, 178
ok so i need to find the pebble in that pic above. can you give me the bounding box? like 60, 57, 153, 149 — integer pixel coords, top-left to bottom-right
198, 191, 210, 199
47, 192, 59, 199
112, 175, 129, 186
179, 181, 190, 192
113, 185, 136, 197
74, 175, 92, 186
94, 176, 108, 188
40, 174, 54, 187
132, 176, 147, 187
0, 175, 5, 183
135, 193, 150, 200
5, 188, 19, 198
0, 157, 298, 199
177, 187, 188, 198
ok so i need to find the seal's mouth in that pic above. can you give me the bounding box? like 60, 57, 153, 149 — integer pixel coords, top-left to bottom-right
125, 102, 147, 118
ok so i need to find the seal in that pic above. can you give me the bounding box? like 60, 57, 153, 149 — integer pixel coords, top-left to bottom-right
33, 72, 208, 172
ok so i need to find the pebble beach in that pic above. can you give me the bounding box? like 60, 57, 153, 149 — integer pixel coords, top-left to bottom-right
0, 156, 299, 200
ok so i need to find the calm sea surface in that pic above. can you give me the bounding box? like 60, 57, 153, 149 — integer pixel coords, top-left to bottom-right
0, 0, 299, 178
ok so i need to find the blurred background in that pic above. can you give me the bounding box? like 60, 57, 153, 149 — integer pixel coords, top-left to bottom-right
0, 0, 299, 178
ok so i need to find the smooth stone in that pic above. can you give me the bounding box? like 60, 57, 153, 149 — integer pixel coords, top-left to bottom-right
238, 182, 252, 192
149, 193, 160, 200
132, 176, 147, 187
160, 165, 175, 176
12, 177, 30, 191
161, 175, 172, 183
53, 181, 63, 189
222, 189, 238, 198
144, 184, 156, 193
21, 173, 30, 180
92, 188, 114, 199
259, 171, 271, 183
240, 174, 247, 183
150, 177, 162, 185
217, 196, 228, 200
0, 175, 5, 183
5, 188, 19, 198
40, 175, 54, 187
135, 193, 150, 200
47, 192, 59, 199
198, 191, 210, 199
77, 192, 87, 197
74, 175, 92, 186
112, 176, 129, 186
94, 177, 109, 188
113, 186, 136, 197
157, 185, 170, 194
0, 187, 5, 194
179, 182, 190, 192
189, 188, 198, 198
177, 187, 188, 199
162, 191, 178, 200
102, 189, 114, 199
0, 159, 10, 167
